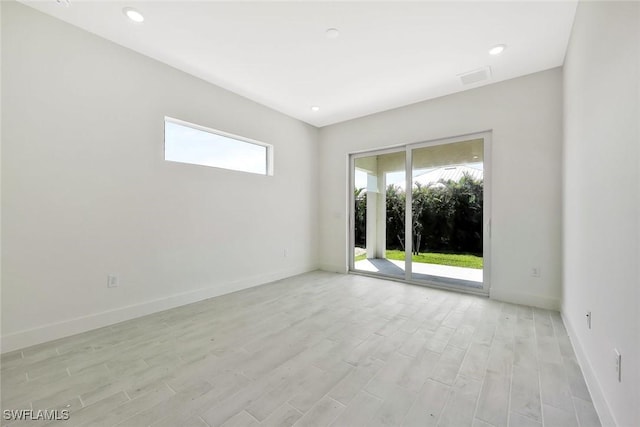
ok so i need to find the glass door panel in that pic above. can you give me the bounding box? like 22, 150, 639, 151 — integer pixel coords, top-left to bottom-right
352, 151, 406, 279
410, 139, 484, 288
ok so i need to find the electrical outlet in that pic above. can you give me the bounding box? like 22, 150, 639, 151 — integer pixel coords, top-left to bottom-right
586, 311, 591, 329
531, 267, 541, 277
283, 249, 287, 258
614, 349, 622, 382
107, 274, 119, 288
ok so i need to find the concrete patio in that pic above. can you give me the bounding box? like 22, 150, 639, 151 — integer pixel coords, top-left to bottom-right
354, 258, 483, 288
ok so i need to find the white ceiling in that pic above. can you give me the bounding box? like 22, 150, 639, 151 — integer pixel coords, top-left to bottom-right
20, 1, 578, 127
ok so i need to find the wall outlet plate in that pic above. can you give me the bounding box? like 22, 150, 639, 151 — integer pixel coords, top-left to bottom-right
107, 274, 119, 288
586, 311, 591, 329
614, 348, 621, 382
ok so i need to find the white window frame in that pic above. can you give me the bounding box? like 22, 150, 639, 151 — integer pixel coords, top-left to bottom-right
164, 116, 274, 176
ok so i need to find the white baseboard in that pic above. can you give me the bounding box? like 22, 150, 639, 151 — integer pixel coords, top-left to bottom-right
0, 264, 316, 354
489, 288, 561, 310
318, 263, 347, 274
561, 312, 616, 427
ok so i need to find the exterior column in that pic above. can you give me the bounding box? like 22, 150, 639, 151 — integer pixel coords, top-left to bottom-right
365, 173, 378, 259
376, 172, 386, 258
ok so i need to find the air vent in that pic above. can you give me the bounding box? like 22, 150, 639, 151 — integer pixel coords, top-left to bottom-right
459, 66, 492, 85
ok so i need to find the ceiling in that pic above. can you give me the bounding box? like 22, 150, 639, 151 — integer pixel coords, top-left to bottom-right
20, 1, 578, 127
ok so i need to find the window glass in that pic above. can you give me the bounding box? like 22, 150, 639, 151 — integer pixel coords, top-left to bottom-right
164, 118, 271, 175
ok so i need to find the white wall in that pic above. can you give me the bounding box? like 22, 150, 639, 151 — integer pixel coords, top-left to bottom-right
1, 2, 319, 352
562, 2, 640, 426
319, 68, 564, 309
0, 0, 4, 358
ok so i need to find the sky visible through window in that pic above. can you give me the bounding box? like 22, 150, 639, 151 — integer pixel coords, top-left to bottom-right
165, 120, 267, 175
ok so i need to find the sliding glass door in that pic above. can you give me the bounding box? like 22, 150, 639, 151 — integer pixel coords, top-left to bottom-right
350, 133, 490, 295
352, 150, 406, 279
408, 138, 485, 289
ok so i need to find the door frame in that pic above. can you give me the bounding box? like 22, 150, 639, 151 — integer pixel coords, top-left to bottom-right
348, 131, 492, 296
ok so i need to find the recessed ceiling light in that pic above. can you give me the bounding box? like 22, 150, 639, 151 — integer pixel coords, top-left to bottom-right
325, 28, 340, 39
311, 106, 320, 112
489, 44, 506, 55
55, 0, 71, 7
123, 7, 144, 23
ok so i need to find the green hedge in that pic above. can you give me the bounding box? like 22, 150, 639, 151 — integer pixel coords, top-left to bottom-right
355, 173, 483, 256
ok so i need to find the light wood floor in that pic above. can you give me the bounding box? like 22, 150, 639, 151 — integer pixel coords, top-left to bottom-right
1, 271, 600, 427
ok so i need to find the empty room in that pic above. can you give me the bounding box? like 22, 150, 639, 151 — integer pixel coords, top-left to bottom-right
1, 1, 638, 426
